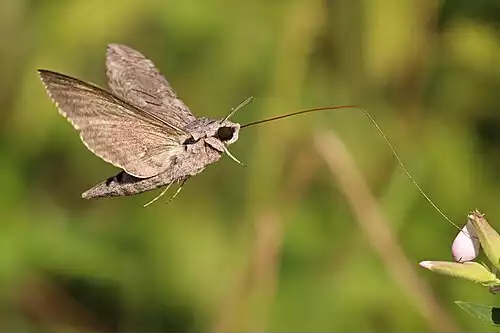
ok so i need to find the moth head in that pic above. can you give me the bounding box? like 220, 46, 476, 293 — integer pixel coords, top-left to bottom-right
215, 120, 240, 145
212, 96, 251, 146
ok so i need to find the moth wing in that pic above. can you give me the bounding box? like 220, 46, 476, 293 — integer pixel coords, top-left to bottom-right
106, 44, 196, 128
38, 69, 185, 178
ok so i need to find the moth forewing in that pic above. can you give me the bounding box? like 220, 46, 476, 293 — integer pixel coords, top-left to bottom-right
38, 69, 185, 179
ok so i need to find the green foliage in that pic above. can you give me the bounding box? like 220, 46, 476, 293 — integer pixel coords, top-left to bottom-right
420, 261, 499, 285
421, 212, 500, 327
456, 301, 500, 326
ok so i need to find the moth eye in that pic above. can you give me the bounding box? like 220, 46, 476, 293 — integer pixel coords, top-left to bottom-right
217, 126, 234, 141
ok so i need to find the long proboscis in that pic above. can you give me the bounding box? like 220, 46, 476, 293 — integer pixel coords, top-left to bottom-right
242, 104, 462, 232
241, 105, 359, 128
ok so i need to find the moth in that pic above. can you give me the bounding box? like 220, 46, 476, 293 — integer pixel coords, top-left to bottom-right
39, 44, 357, 206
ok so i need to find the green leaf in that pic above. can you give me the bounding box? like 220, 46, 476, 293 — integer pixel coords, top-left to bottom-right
419, 261, 500, 285
455, 301, 500, 326
468, 210, 500, 270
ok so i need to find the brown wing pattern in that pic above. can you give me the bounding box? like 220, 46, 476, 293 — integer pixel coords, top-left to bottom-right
106, 44, 196, 129
38, 69, 184, 178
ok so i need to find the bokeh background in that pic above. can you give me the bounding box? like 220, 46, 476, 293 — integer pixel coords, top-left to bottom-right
1, 0, 500, 331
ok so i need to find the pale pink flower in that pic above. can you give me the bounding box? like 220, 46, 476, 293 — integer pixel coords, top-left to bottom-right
451, 219, 480, 263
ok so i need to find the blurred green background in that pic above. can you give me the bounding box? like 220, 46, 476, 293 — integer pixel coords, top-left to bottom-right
2, 0, 500, 331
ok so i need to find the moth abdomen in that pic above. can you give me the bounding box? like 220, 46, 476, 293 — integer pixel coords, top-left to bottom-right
82, 171, 175, 199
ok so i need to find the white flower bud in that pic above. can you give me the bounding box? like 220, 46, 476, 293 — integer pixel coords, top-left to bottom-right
452, 219, 480, 263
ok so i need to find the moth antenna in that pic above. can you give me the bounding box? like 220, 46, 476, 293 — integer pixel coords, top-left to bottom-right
221, 96, 254, 123
223, 146, 246, 167
242, 105, 463, 232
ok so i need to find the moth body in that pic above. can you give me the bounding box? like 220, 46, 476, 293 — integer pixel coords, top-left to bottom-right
82, 117, 240, 198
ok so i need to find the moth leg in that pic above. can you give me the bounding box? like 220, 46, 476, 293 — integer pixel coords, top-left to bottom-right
143, 182, 173, 207
167, 179, 188, 204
